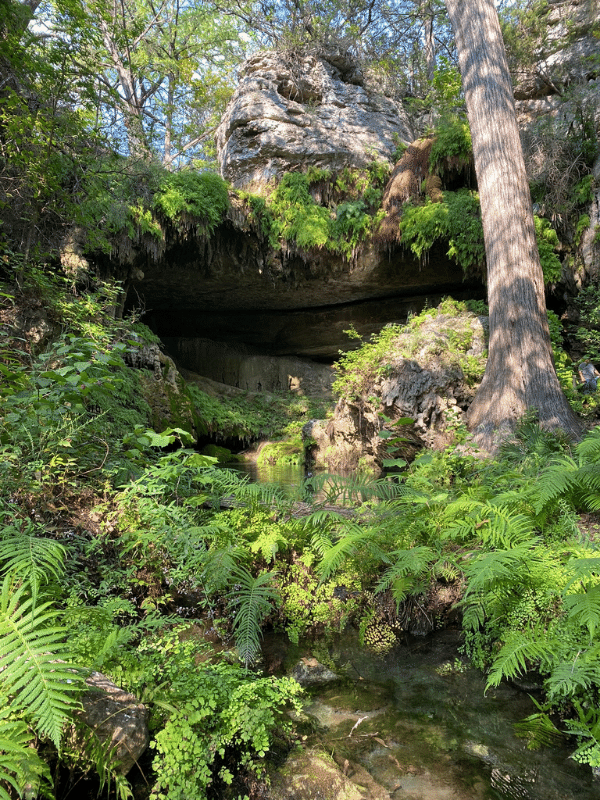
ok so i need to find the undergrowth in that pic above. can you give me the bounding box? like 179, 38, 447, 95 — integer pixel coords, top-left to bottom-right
3, 260, 600, 796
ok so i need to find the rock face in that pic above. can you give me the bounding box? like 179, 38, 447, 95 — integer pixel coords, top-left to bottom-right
513, 0, 600, 100
163, 336, 334, 396
216, 50, 415, 189
75, 672, 149, 776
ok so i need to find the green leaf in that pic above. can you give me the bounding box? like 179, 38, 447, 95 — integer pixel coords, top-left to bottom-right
0, 577, 83, 749
227, 568, 278, 668
382, 458, 407, 469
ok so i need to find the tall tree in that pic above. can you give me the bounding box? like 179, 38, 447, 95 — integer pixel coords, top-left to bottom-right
443, 0, 581, 448
50, 0, 245, 164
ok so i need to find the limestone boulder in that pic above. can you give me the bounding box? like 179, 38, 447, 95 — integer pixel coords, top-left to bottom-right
290, 657, 340, 687
74, 672, 149, 776
216, 50, 414, 189
305, 311, 488, 474
267, 747, 388, 800
124, 341, 198, 437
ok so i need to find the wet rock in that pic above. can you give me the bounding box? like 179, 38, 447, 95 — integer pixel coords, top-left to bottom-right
267, 747, 386, 800
74, 672, 149, 776
291, 657, 340, 687
124, 342, 198, 437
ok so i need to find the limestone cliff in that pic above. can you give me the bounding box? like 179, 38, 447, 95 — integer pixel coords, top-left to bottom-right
216, 50, 414, 190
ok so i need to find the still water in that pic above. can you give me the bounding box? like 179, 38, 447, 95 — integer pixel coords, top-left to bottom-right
274, 629, 599, 800
231, 460, 598, 798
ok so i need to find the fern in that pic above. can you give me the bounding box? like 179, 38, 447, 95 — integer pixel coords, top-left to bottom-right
233, 478, 287, 511
575, 426, 600, 462
0, 701, 51, 800
317, 523, 386, 582
565, 556, 600, 586
514, 709, 564, 750
375, 547, 436, 607
0, 577, 83, 749
464, 539, 541, 596
486, 628, 556, 690
533, 455, 580, 513
546, 649, 600, 700
227, 567, 278, 668
0, 526, 66, 606
477, 507, 537, 550
200, 545, 241, 595
564, 700, 600, 767
563, 585, 600, 641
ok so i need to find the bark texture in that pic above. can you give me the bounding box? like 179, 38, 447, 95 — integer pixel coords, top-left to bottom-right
444, 0, 582, 449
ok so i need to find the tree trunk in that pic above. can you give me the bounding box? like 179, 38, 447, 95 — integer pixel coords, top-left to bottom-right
421, 1, 436, 83
444, 0, 582, 450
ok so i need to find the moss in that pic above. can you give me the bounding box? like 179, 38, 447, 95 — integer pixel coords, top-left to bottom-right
201, 443, 235, 463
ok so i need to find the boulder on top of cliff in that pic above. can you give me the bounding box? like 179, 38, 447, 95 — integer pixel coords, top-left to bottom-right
216, 50, 415, 189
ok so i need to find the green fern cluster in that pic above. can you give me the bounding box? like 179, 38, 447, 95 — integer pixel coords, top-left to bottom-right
295, 418, 600, 766
244, 164, 388, 260
0, 520, 83, 798
153, 170, 230, 237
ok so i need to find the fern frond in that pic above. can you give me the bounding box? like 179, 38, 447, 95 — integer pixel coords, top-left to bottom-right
464, 540, 541, 596
514, 711, 564, 750
233, 479, 286, 510
318, 524, 382, 582
565, 556, 600, 587
375, 547, 436, 600
228, 567, 278, 668
477, 507, 536, 549
370, 478, 409, 502
460, 595, 486, 632
0, 577, 83, 748
0, 703, 51, 800
302, 510, 347, 529
534, 456, 579, 513
546, 650, 600, 700
576, 426, 600, 462
309, 529, 335, 557
200, 546, 241, 595
486, 629, 555, 690
314, 473, 383, 505
563, 585, 600, 640
0, 530, 66, 606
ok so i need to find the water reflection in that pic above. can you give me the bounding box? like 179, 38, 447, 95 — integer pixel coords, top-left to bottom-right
272, 629, 598, 800
227, 459, 400, 506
